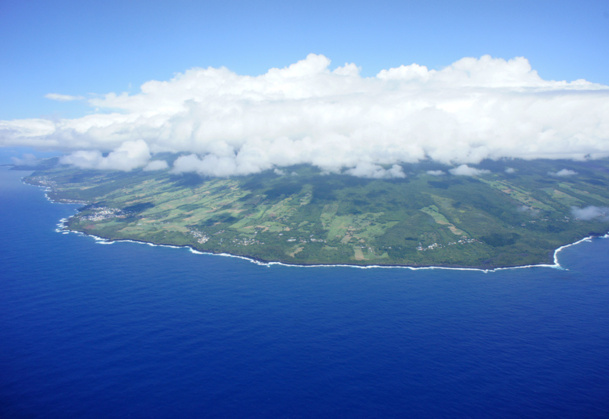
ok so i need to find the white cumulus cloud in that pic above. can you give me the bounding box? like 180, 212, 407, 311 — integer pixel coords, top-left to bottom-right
60, 140, 151, 171
2, 54, 609, 176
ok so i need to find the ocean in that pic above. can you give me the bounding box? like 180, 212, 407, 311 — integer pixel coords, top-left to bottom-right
1, 166, 609, 418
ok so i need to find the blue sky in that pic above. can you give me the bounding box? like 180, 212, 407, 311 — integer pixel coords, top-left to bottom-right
2, 0, 608, 120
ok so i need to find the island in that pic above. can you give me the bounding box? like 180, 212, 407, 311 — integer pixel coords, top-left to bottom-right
22, 157, 609, 269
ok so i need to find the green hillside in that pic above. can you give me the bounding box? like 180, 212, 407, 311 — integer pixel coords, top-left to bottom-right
24, 158, 609, 269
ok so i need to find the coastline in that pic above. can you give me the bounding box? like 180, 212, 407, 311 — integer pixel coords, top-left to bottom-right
53, 202, 608, 274
25, 175, 606, 273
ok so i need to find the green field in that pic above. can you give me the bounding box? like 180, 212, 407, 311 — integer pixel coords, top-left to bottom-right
23, 157, 609, 269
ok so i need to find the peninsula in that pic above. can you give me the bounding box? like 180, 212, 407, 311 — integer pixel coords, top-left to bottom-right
23, 157, 609, 269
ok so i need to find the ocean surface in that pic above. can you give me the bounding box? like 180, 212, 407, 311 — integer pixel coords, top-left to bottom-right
1, 166, 609, 418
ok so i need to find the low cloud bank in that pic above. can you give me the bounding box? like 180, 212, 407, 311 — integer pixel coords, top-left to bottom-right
2, 54, 609, 176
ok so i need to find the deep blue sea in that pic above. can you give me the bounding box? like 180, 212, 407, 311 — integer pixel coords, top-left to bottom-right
2, 166, 609, 418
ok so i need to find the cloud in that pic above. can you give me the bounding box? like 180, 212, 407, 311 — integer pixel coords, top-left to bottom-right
518, 205, 540, 217
144, 160, 169, 171
426, 170, 446, 176
549, 169, 578, 177
449, 165, 490, 176
60, 140, 151, 171
571, 206, 609, 221
344, 162, 405, 179
2, 54, 609, 177
45, 93, 85, 102
11, 153, 39, 166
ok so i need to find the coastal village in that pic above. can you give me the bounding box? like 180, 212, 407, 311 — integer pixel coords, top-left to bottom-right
76, 204, 481, 260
